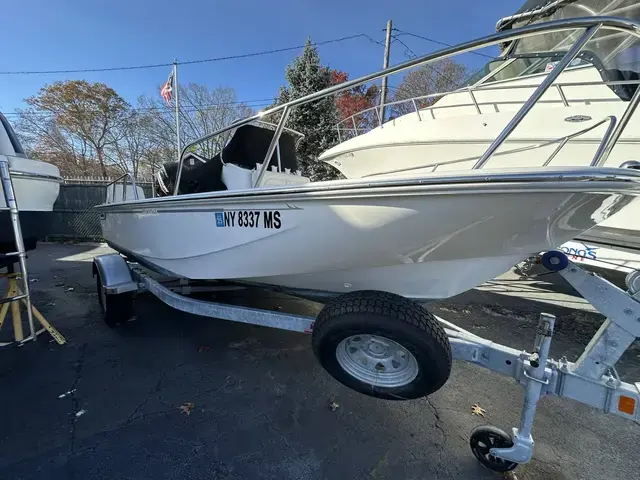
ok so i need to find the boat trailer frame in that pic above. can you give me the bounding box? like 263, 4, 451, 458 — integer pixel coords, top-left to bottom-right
93, 249, 640, 467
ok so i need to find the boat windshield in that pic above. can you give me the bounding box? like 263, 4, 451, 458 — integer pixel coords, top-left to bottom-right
466, 1, 640, 88
463, 55, 592, 86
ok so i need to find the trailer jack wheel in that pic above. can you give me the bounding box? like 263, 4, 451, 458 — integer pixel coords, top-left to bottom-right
470, 425, 519, 473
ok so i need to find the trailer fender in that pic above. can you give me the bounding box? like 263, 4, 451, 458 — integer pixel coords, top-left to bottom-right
93, 254, 138, 294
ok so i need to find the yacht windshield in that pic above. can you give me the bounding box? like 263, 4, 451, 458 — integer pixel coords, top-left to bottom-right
463, 55, 591, 86
466, 1, 640, 96
508, 0, 640, 65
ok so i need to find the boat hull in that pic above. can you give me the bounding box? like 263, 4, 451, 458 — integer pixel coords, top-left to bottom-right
0, 211, 55, 252
0, 156, 61, 253
98, 170, 638, 299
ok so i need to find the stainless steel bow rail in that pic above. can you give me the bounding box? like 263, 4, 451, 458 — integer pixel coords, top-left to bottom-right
160, 15, 640, 196
94, 247, 640, 472
335, 78, 640, 140
362, 114, 618, 178
0, 155, 65, 346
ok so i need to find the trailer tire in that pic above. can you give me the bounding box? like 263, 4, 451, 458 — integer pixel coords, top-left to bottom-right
96, 274, 134, 328
312, 290, 451, 400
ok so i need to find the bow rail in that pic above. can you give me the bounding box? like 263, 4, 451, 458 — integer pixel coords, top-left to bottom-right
362, 114, 618, 178
335, 78, 640, 141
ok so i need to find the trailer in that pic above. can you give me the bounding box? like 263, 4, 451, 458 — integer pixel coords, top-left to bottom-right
93, 250, 640, 473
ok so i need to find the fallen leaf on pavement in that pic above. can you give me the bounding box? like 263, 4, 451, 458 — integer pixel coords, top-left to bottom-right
179, 402, 195, 415
471, 404, 486, 417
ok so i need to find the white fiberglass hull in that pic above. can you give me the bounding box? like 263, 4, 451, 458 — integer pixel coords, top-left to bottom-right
98, 168, 640, 300
0, 156, 61, 211
0, 155, 62, 251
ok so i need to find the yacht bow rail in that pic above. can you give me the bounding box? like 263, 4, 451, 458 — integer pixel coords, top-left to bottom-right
335, 78, 640, 142
170, 16, 640, 195
362, 114, 619, 178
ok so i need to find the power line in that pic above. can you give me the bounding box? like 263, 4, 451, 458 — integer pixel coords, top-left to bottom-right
393, 30, 497, 60
390, 35, 464, 89
2, 98, 276, 117
0, 34, 379, 76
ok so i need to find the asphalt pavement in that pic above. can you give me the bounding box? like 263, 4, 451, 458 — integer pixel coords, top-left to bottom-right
0, 243, 638, 480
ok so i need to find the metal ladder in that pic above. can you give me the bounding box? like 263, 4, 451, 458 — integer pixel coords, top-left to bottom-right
0, 155, 37, 342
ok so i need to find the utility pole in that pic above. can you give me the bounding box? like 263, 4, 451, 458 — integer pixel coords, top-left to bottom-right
380, 19, 392, 124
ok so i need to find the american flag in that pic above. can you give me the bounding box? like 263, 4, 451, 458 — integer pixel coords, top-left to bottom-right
160, 69, 174, 105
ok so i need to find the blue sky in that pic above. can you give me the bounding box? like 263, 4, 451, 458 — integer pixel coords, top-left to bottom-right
1, 0, 518, 116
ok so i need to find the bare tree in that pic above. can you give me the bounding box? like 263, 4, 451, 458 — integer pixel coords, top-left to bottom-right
390, 59, 469, 117
15, 80, 254, 179
17, 113, 108, 177
104, 112, 157, 179
137, 83, 255, 162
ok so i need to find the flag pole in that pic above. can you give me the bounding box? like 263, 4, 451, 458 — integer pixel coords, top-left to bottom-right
173, 59, 181, 162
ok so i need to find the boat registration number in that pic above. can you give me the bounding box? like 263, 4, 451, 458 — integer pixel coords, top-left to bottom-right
215, 210, 281, 229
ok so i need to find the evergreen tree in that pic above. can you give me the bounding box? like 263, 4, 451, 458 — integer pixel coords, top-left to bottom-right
273, 38, 341, 181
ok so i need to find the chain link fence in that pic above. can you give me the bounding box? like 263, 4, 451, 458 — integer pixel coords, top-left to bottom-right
44, 177, 153, 243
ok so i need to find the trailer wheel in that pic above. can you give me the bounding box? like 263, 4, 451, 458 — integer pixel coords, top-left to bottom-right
96, 274, 134, 328
312, 290, 452, 400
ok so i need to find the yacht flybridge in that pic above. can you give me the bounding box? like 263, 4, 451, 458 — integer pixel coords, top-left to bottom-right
322, 0, 640, 273
94, 14, 640, 473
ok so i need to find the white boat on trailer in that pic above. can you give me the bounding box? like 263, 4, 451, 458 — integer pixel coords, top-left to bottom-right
99, 165, 637, 300
95, 16, 640, 473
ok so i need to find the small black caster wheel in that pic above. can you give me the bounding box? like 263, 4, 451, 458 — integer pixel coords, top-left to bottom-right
469, 425, 518, 473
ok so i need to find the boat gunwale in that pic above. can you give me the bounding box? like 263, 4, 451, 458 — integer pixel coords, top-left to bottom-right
95, 167, 640, 211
